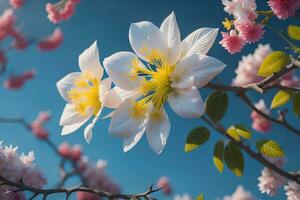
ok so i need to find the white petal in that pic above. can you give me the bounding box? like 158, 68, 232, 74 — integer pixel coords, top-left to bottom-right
168, 87, 205, 118
79, 41, 103, 78
61, 117, 90, 136
59, 104, 92, 126
129, 21, 168, 62
99, 77, 112, 103
160, 12, 182, 65
56, 72, 80, 102
181, 28, 218, 58
83, 108, 103, 144
123, 128, 146, 152
103, 51, 145, 90
109, 98, 149, 139
171, 54, 225, 88
104, 86, 137, 109
146, 109, 170, 154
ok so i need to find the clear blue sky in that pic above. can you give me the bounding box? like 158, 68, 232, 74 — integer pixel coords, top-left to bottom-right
0, 0, 299, 199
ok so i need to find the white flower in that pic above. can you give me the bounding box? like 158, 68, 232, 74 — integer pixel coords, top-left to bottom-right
285, 181, 300, 200
57, 41, 117, 143
174, 194, 192, 200
103, 12, 225, 154
223, 185, 256, 200
258, 167, 286, 196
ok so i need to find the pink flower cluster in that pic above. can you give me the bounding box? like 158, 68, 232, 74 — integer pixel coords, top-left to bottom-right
251, 99, 272, 133
220, 0, 264, 54
157, 176, 172, 196
9, 0, 25, 9
258, 167, 286, 196
233, 44, 300, 87
223, 185, 256, 200
58, 142, 82, 162
268, 0, 300, 20
3, 69, 35, 90
0, 142, 46, 200
285, 181, 300, 200
30, 111, 51, 140
38, 28, 63, 51
46, 0, 80, 24
76, 157, 120, 200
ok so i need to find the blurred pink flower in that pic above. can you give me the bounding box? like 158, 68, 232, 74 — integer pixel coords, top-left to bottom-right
220, 30, 245, 54
222, 0, 257, 22
0, 142, 46, 199
10, 29, 28, 50
236, 22, 264, 43
268, 0, 300, 20
223, 185, 256, 200
0, 9, 15, 40
251, 100, 272, 133
58, 143, 82, 162
30, 111, 51, 140
258, 167, 286, 196
38, 28, 63, 51
77, 192, 101, 200
46, 0, 80, 24
3, 69, 35, 90
233, 44, 272, 86
9, 0, 25, 9
285, 181, 300, 200
157, 176, 172, 196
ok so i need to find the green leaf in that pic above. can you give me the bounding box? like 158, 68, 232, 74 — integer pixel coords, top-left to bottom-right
196, 193, 204, 200
293, 93, 300, 117
185, 127, 210, 152
227, 124, 252, 141
271, 90, 291, 109
256, 140, 285, 158
258, 51, 291, 77
213, 140, 225, 173
288, 25, 300, 40
224, 141, 244, 177
205, 90, 229, 123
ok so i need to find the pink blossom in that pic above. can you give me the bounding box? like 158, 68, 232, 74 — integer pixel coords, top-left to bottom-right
285, 181, 300, 200
223, 185, 256, 200
268, 0, 300, 20
258, 167, 286, 196
30, 111, 51, 140
0, 9, 15, 40
280, 72, 300, 88
3, 69, 35, 90
157, 176, 172, 196
58, 143, 82, 161
220, 30, 245, 54
251, 100, 272, 133
9, 0, 25, 9
233, 44, 272, 86
77, 192, 101, 200
38, 28, 63, 51
222, 0, 257, 22
10, 29, 28, 50
58, 142, 72, 158
46, 0, 80, 24
0, 142, 46, 199
236, 22, 264, 43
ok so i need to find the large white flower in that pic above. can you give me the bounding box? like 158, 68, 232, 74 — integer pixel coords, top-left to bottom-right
103, 12, 225, 154
57, 41, 116, 143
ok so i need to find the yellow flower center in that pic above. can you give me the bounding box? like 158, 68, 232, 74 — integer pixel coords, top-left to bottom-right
128, 48, 175, 116
67, 71, 101, 116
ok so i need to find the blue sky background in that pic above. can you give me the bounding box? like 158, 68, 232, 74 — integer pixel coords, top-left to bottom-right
0, 0, 299, 199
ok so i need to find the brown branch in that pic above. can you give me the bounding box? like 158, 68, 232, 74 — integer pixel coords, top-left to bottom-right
0, 175, 160, 200
201, 116, 300, 184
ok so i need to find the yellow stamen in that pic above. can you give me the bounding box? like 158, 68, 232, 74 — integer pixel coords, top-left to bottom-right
67, 71, 101, 116
222, 18, 232, 30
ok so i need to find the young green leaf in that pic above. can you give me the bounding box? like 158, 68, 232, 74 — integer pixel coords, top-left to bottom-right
185, 127, 210, 152
271, 90, 291, 109
213, 140, 225, 173
256, 140, 285, 158
227, 124, 252, 141
224, 141, 244, 177
288, 25, 300, 40
293, 93, 300, 117
258, 51, 291, 77
196, 193, 204, 200
205, 90, 228, 123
